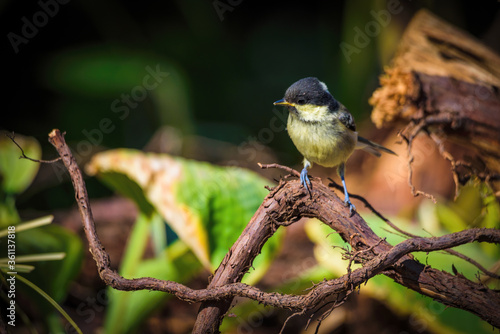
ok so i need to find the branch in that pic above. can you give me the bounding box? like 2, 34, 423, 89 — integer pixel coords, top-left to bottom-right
6, 132, 61, 163
328, 178, 500, 280
46, 129, 500, 333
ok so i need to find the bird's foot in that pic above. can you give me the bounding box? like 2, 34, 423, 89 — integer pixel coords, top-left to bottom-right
343, 195, 356, 213
300, 167, 312, 191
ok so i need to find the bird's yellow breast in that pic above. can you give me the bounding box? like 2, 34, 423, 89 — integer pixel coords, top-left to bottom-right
287, 113, 357, 167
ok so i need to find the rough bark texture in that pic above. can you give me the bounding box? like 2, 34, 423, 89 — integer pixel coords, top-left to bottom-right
45, 129, 500, 333
369, 9, 500, 197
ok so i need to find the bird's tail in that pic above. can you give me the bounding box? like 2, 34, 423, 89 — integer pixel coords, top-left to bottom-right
356, 136, 397, 157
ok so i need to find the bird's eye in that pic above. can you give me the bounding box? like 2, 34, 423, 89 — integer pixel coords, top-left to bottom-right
297, 98, 306, 105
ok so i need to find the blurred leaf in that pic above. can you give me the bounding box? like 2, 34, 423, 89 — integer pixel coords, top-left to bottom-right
43, 47, 158, 97
90, 171, 156, 216
0, 196, 20, 227
451, 184, 483, 226
436, 183, 492, 233
104, 211, 160, 334
0, 132, 41, 195
41, 46, 194, 135
150, 211, 167, 256
305, 218, 353, 274
365, 274, 495, 334
105, 241, 200, 334
15, 274, 82, 334
89, 149, 283, 333
480, 189, 500, 257
305, 212, 498, 334
0, 216, 83, 333
436, 203, 468, 233
86, 148, 282, 283
13, 224, 83, 305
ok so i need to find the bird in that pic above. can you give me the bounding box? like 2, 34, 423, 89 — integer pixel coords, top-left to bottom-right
274, 77, 396, 212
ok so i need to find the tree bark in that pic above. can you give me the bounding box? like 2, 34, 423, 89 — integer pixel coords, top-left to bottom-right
369, 9, 500, 197
45, 129, 500, 333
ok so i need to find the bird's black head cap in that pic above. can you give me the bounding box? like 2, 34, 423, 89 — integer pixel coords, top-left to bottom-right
284, 77, 337, 108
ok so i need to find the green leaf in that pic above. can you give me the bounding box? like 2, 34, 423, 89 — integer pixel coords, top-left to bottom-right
12, 224, 83, 305
89, 149, 283, 333
450, 184, 483, 226
174, 157, 281, 275
0, 195, 20, 227
105, 240, 201, 334
0, 132, 41, 195
436, 203, 468, 233
86, 149, 283, 283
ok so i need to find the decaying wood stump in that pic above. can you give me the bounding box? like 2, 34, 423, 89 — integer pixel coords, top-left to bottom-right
369, 9, 500, 199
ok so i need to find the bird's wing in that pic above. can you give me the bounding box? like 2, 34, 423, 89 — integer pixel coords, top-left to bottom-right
337, 104, 356, 132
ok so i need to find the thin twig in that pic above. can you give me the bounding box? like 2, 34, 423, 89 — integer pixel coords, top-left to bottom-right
6, 132, 61, 163
279, 309, 306, 334
399, 123, 437, 202
258, 162, 300, 177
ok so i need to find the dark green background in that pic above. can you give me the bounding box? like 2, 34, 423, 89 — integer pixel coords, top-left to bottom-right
2, 0, 499, 212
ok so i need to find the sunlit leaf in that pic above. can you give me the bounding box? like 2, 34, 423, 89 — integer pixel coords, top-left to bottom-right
86, 149, 282, 279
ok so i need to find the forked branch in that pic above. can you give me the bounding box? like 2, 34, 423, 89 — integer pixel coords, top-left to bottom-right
46, 129, 500, 333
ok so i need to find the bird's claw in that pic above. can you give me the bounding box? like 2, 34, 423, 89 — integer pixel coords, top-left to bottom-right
344, 196, 356, 213
300, 167, 312, 191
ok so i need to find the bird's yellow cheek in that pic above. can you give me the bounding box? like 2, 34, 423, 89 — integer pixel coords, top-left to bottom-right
294, 105, 331, 123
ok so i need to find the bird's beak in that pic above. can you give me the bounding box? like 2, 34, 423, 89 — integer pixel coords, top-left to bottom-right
273, 99, 294, 107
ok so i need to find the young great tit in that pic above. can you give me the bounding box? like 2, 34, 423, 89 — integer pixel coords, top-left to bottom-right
274, 77, 396, 212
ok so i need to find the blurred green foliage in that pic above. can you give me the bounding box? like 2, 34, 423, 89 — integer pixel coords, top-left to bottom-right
0, 134, 83, 333
3, 0, 498, 212
86, 148, 283, 333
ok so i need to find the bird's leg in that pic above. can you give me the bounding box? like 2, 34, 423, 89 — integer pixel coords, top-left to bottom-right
300, 159, 312, 191
338, 163, 356, 213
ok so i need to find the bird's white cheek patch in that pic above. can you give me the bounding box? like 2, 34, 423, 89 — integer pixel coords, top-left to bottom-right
296, 105, 330, 122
